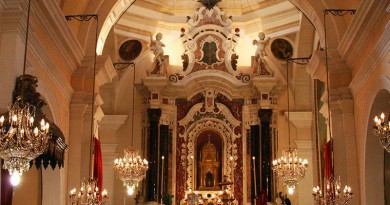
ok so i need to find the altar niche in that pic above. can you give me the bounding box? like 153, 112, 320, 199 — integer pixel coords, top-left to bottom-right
196, 130, 223, 191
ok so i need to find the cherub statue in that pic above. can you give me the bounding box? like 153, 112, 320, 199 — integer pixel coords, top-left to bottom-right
150, 33, 166, 70
252, 32, 270, 63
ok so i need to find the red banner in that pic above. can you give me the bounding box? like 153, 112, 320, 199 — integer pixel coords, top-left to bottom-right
93, 137, 103, 193
324, 140, 333, 179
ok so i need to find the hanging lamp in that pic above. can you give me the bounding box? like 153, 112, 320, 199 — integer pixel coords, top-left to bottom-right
272, 58, 309, 195
0, 0, 50, 186
311, 9, 355, 205
66, 14, 109, 204
114, 64, 149, 196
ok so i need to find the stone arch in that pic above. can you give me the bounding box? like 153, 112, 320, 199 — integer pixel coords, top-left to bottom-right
35, 81, 66, 205
92, 0, 349, 56
362, 75, 390, 204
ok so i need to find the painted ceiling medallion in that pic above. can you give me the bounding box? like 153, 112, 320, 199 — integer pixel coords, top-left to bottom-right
198, 0, 221, 10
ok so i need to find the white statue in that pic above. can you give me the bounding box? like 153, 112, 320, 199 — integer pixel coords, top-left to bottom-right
150, 33, 166, 70
252, 32, 270, 62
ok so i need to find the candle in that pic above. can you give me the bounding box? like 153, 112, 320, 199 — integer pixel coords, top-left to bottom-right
252, 156, 257, 204
161, 156, 165, 203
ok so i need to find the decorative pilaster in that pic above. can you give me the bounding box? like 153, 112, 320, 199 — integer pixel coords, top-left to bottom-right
68, 94, 88, 193
147, 109, 162, 202
0, 4, 26, 112
330, 89, 360, 205
101, 144, 118, 205
288, 111, 314, 205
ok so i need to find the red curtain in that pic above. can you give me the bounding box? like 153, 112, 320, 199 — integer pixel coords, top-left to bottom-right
324, 140, 333, 179
93, 137, 103, 193
1, 165, 13, 205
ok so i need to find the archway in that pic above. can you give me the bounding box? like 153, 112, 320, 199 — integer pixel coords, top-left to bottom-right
364, 89, 390, 204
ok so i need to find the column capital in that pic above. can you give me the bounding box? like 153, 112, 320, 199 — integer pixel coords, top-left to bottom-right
99, 115, 128, 130
286, 111, 313, 128
294, 139, 313, 151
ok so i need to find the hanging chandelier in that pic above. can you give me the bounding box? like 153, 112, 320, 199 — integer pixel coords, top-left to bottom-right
114, 64, 149, 196
114, 148, 149, 195
311, 9, 355, 205
373, 112, 390, 152
69, 178, 108, 205
66, 13, 109, 205
0, 0, 50, 186
0, 98, 49, 183
312, 176, 352, 205
272, 58, 309, 195
272, 148, 308, 194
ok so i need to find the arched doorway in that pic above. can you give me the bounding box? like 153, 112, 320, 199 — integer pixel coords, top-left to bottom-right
365, 89, 390, 204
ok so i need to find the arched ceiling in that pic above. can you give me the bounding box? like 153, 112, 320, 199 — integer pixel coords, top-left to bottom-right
114, 0, 300, 42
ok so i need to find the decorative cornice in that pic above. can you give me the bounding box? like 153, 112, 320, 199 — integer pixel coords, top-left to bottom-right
294, 140, 313, 150
161, 72, 257, 99
252, 76, 278, 93
95, 55, 117, 88
99, 115, 128, 130
286, 111, 313, 128
305, 50, 326, 82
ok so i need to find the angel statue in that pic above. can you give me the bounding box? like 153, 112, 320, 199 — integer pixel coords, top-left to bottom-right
150, 33, 166, 73
252, 32, 270, 63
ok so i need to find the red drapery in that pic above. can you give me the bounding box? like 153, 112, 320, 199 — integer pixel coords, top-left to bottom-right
1, 164, 13, 205
93, 137, 103, 192
324, 140, 333, 179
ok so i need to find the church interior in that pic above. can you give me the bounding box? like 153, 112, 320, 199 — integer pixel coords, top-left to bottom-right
0, 0, 389, 204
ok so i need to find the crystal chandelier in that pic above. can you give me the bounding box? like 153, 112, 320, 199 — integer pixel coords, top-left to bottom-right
272, 148, 308, 194
0, 0, 49, 185
69, 178, 108, 205
272, 58, 309, 194
373, 112, 390, 152
312, 176, 352, 205
0, 99, 49, 180
114, 148, 149, 195
66, 14, 109, 205
114, 64, 148, 196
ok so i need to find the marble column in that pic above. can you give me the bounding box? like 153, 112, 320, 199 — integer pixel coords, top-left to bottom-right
147, 109, 162, 202
258, 109, 273, 202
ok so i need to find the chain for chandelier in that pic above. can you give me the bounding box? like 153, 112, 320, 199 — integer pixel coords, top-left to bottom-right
312, 9, 355, 205
114, 64, 149, 196
65, 14, 109, 205
0, 0, 50, 185
272, 58, 309, 195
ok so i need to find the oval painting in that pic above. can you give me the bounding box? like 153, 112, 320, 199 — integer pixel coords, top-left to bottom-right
271, 38, 293, 60
119, 40, 142, 61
